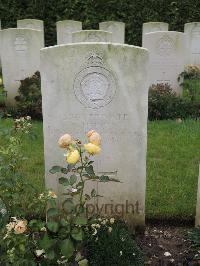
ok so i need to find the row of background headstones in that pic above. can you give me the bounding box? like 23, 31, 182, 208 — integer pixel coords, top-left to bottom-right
0, 19, 199, 104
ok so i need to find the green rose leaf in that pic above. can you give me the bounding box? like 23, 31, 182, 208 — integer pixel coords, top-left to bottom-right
84, 194, 91, 200
74, 215, 88, 225
109, 177, 121, 182
49, 165, 62, 174
47, 221, 59, 233
38, 233, 55, 250
46, 249, 55, 260
59, 177, 70, 186
91, 189, 96, 197
47, 208, 59, 218
60, 218, 69, 227
61, 167, 69, 174
60, 239, 74, 259
71, 227, 83, 241
62, 199, 75, 213
70, 174, 77, 185
99, 175, 109, 182
85, 165, 95, 176
76, 181, 84, 189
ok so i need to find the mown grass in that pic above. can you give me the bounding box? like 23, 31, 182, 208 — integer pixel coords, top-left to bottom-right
0, 119, 199, 221
146, 119, 200, 221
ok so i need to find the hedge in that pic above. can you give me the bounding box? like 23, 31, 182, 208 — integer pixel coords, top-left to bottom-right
0, 0, 200, 47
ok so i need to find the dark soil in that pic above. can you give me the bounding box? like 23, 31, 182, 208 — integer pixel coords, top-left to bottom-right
136, 226, 200, 265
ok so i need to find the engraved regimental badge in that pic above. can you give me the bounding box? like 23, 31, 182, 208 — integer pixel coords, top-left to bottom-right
73, 52, 117, 109
157, 34, 175, 56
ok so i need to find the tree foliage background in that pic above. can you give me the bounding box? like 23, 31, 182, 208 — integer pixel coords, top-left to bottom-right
0, 0, 200, 46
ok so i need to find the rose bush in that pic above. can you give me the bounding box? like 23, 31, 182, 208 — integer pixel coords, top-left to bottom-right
0, 128, 125, 265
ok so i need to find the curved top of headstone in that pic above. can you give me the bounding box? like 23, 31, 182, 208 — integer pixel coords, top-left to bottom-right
17, 19, 44, 31
56, 20, 82, 26
99, 21, 125, 26
56, 20, 83, 44
144, 31, 185, 36
41, 42, 148, 55
2, 28, 43, 34
184, 22, 200, 32
99, 21, 125, 43
143, 22, 169, 34
72, 30, 112, 43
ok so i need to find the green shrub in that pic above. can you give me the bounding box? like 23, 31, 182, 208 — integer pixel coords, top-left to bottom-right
148, 83, 200, 120
179, 65, 200, 102
188, 226, 200, 249
84, 219, 144, 266
15, 71, 42, 120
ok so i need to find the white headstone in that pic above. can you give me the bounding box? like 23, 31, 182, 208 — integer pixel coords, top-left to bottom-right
143, 31, 187, 94
1, 28, 44, 105
17, 19, 44, 31
56, 20, 82, 44
184, 22, 200, 65
142, 22, 169, 46
41, 43, 149, 227
99, 21, 125, 43
196, 165, 200, 226
72, 30, 112, 43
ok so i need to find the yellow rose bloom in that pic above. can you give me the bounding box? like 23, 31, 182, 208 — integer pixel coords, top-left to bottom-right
84, 143, 101, 155
14, 220, 27, 234
66, 149, 80, 164
0, 78, 3, 86
58, 134, 72, 148
87, 131, 101, 146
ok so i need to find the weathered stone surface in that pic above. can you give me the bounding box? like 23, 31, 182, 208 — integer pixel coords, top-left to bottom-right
17, 19, 44, 31
41, 42, 149, 227
99, 21, 125, 43
184, 22, 200, 65
143, 31, 187, 94
196, 165, 200, 226
72, 30, 112, 43
1, 28, 44, 105
56, 20, 82, 44
142, 22, 169, 46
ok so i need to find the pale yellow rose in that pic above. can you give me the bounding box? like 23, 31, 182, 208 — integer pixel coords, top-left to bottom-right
6, 222, 16, 232
14, 220, 27, 234
110, 218, 115, 224
58, 134, 72, 148
48, 191, 57, 199
87, 130, 101, 146
84, 143, 101, 155
66, 149, 80, 164
86, 130, 96, 138
0, 78, 3, 86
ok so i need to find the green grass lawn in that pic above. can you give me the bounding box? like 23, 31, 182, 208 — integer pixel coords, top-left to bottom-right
0, 119, 199, 221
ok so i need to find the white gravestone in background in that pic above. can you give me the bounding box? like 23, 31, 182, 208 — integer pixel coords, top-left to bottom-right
17, 19, 44, 31
143, 31, 187, 94
72, 30, 112, 43
1, 28, 44, 105
184, 22, 200, 65
56, 20, 82, 44
41, 43, 149, 227
142, 22, 169, 46
99, 21, 125, 43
